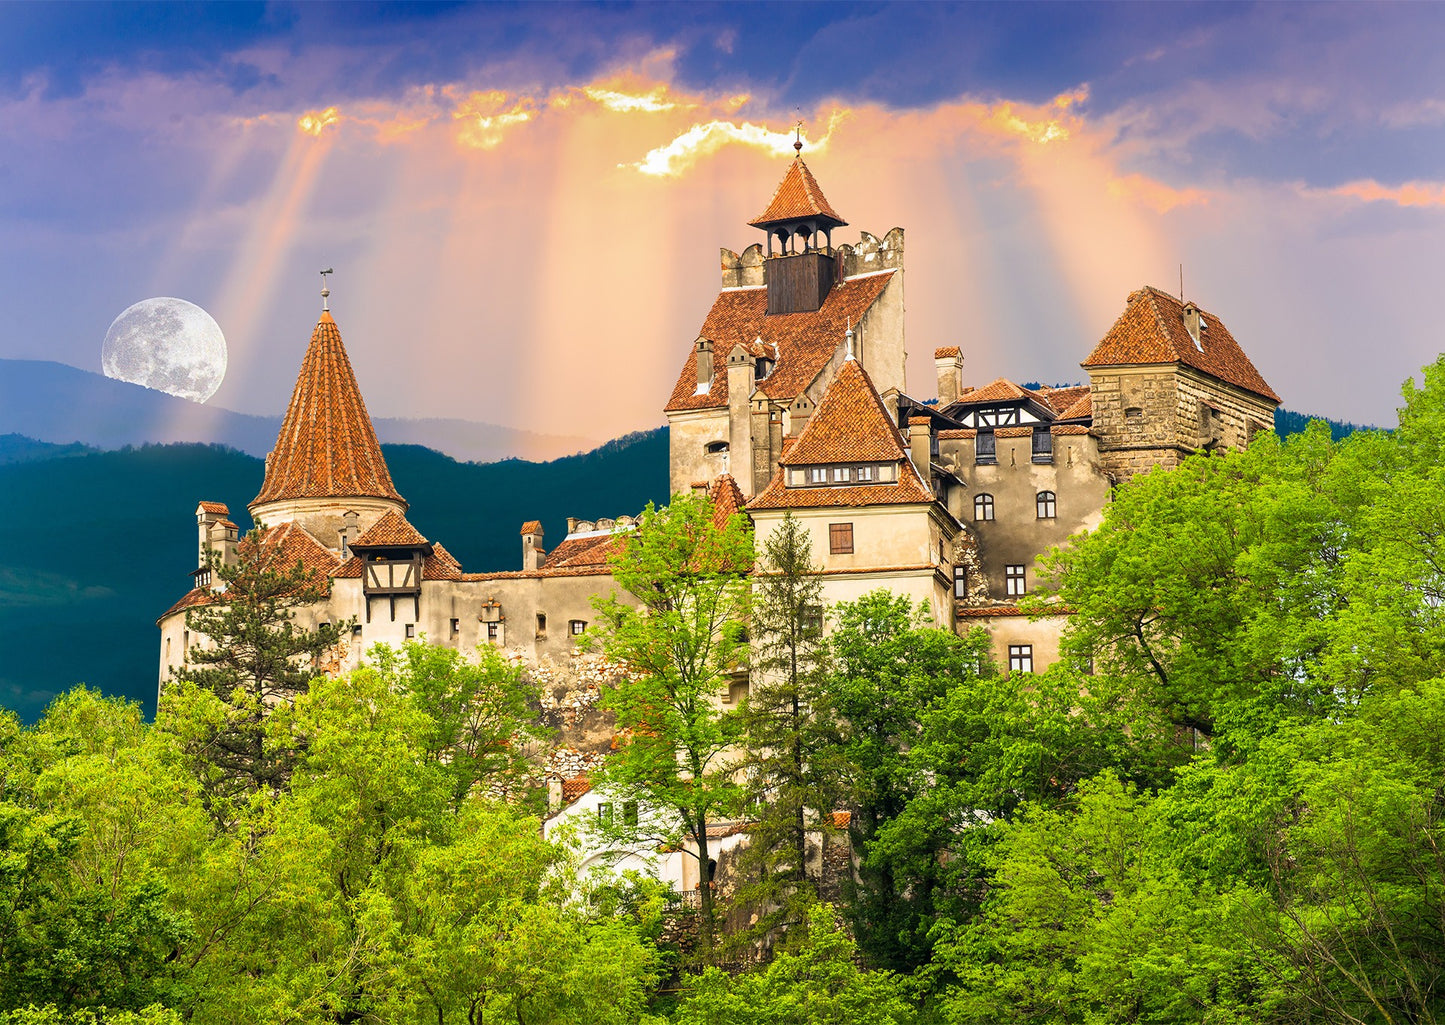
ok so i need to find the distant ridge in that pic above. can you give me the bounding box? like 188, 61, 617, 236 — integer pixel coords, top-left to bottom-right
0, 358, 598, 463
1274, 407, 1371, 441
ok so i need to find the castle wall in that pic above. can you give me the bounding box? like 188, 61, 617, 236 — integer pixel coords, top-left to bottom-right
667, 408, 732, 498
939, 430, 1109, 600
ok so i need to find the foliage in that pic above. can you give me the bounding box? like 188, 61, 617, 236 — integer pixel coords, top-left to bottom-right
167, 528, 349, 816
588, 491, 753, 955
367, 640, 549, 812
732, 513, 843, 932
674, 904, 915, 1025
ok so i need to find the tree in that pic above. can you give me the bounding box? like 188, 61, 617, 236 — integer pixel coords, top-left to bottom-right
367, 641, 549, 813
734, 513, 843, 929
674, 903, 915, 1025
165, 527, 350, 818
822, 591, 995, 972
587, 491, 752, 956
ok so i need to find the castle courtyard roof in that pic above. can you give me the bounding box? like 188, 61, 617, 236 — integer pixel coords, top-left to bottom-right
1084, 286, 1280, 403
251, 311, 405, 509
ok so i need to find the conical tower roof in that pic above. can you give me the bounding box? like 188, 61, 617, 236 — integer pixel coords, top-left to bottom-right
251, 311, 405, 508
749, 158, 847, 230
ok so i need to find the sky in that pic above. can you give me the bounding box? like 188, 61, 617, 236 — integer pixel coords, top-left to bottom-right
3, 2, 1444, 441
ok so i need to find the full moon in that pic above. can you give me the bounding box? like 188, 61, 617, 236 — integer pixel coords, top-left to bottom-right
102, 297, 227, 403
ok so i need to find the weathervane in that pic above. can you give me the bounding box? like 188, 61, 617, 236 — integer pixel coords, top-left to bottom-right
320, 267, 333, 312
794, 117, 804, 156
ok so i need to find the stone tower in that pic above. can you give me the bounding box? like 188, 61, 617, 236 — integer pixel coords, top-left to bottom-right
1083, 286, 1280, 481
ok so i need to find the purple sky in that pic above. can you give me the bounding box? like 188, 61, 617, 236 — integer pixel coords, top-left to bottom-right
3, 2, 1443, 439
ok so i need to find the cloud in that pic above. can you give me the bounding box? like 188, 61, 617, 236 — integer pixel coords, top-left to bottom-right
627, 115, 843, 176
1326, 179, 1445, 209
297, 106, 340, 136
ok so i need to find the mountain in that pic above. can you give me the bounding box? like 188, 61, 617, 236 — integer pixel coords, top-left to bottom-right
0, 358, 597, 463
0, 429, 669, 724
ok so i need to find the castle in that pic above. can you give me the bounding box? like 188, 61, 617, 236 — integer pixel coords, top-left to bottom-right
159, 150, 1279, 722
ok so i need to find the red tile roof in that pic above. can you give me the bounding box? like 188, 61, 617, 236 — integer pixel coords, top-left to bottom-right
708, 474, 748, 526
748, 159, 846, 229
349, 510, 429, 549
1056, 391, 1092, 420
159, 586, 214, 622
779, 358, 907, 466
424, 543, 463, 580
197, 501, 229, 514
939, 428, 977, 440
544, 532, 626, 569
519, 520, 542, 535
664, 272, 895, 413
956, 377, 1034, 404
1037, 385, 1090, 416
1083, 286, 1280, 403
561, 777, 591, 803
996, 425, 1034, 438
258, 521, 342, 581
1051, 425, 1090, 436
749, 458, 935, 511
252, 312, 405, 508
934, 346, 961, 359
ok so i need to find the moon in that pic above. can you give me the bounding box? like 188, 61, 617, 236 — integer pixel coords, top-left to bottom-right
102, 297, 227, 403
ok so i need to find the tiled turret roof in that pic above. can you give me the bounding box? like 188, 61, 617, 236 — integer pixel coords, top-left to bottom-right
349, 510, 429, 549
1084, 286, 1280, 403
749, 159, 847, 229
779, 358, 907, 466
252, 311, 405, 508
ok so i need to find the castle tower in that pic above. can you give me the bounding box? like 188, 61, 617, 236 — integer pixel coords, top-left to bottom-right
249, 307, 407, 547
665, 154, 906, 500
1083, 287, 1280, 481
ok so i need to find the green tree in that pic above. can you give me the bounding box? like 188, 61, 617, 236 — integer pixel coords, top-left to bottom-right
734, 513, 842, 929
367, 641, 549, 812
166, 527, 350, 818
674, 903, 915, 1025
587, 492, 752, 956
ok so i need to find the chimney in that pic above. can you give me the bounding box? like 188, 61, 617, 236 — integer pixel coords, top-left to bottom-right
695, 338, 714, 390
909, 416, 933, 492
726, 343, 757, 499
934, 346, 963, 406
1183, 303, 1204, 351
195, 502, 230, 569
521, 521, 545, 571
207, 519, 239, 575
339, 509, 360, 558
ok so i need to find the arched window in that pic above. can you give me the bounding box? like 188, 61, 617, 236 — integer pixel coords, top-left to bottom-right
974, 493, 994, 521
705, 441, 729, 455
1037, 491, 1056, 519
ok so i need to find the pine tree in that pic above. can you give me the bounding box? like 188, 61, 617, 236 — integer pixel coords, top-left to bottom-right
164, 526, 349, 818
734, 514, 844, 934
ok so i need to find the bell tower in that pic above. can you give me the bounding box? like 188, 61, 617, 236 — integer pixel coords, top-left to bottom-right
748, 137, 848, 315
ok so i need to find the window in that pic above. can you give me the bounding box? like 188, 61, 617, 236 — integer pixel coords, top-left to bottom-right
705, 441, 729, 454
976, 430, 996, 463
405, 623, 416, 639
833, 466, 851, 483
535, 613, 547, 637
1125, 406, 1144, 421
353, 623, 364, 637
856, 465, 874, 481
487, 622, 500, 640
810, 467, 828, 484
1008, 644, 1034, 674
974, 493, 994, 521
623, 801, 639, 828
1006, 564, 1027, 596
829, 522, 854, 554
597, 802, 614, 827
450, 618, 460, 634
1032, 428, 1053, 463
953, 565, 968, 598
1036, 491, 1056, 519
570, 619, 587, 635
803, 604, 824, 637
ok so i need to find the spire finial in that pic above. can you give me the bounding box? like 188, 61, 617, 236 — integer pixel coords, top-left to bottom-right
794, 118, 804, 156
845, 317, 855, 361
320, 267, 333, 312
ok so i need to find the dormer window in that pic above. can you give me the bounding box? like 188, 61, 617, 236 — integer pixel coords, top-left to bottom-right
755, 358, 774, 381
833, 466, 851, 483
810, 467, 828, 484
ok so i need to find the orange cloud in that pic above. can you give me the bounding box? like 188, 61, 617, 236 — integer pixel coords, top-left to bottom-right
1329, 179, 1445, 208
629, 110, 847, 176
1107, 173, 1211, 213
450, 90, 538, 149
297, 106, 340, 136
